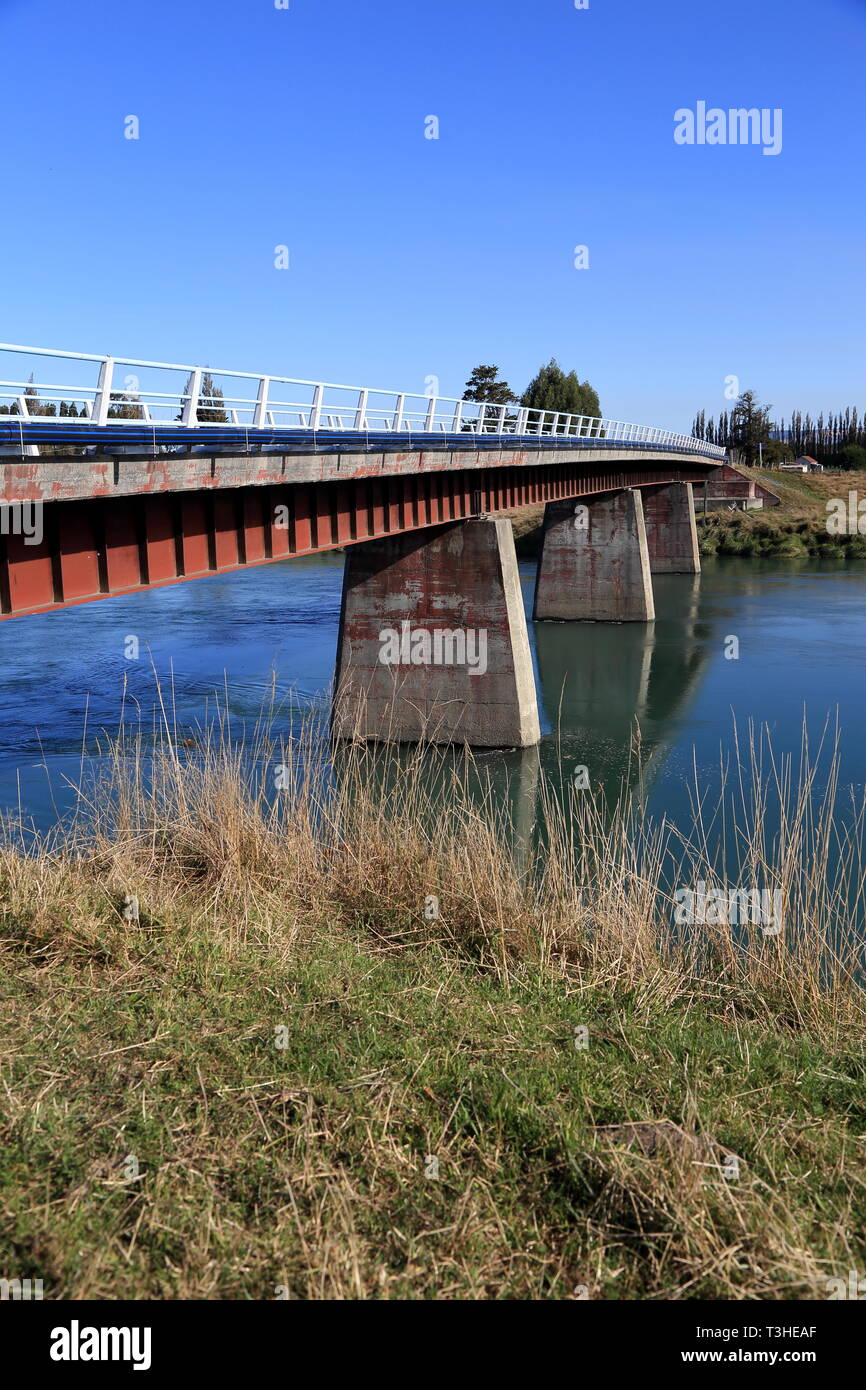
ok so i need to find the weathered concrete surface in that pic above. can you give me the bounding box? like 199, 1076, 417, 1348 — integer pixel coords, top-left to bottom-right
0, 446, 718, 505
641, 481, 701, 574
332, 518, 540, 746
700, 463, 780, 512
533, 488, 655, 622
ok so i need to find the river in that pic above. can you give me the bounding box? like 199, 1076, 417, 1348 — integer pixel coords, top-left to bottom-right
0, 553, 863, 842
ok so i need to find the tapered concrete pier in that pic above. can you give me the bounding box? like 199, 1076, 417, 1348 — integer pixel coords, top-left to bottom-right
333, 518, 541, 746
641, 481, 701, 574
533, 488, 655, 622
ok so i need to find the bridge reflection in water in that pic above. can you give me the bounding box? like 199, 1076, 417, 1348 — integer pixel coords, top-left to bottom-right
534, 573, 708, 806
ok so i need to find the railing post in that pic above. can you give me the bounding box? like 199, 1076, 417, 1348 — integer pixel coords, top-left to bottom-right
451, 400, 463, 433
393, 394, 406, 430
425, 395, 437, 432
354, 389, 369, 430
309, 384, 324, 430
497, 404, 507, 434
181, 368, 202, 426
254, 375, 271, 428
93, 356, 115, 426
477, 404, 486, 435
253, 376, 270, 428
515, 407, 528, 434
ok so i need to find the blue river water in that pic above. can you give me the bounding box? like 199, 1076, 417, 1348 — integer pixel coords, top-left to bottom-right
0, 553, 862, 839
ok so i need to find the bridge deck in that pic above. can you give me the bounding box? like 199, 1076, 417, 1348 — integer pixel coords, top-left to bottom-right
0, 433, 721, 505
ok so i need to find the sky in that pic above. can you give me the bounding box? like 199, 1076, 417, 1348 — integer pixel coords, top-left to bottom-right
0, 0, 864, 431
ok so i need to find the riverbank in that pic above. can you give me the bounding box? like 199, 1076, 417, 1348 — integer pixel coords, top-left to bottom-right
697, 467, 866, 558
504, 469, 866, 559
1, 720, 863, 1300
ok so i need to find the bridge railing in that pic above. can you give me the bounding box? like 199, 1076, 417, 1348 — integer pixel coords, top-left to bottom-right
0, 343, 726, 457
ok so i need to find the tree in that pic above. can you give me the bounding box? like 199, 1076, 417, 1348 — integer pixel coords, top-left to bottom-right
178, 371, 229, 424
21, 374, 55, 418
521, 359, 601, 426
836, 444, 866, 471
728, 390, 774, 466
462, 365, 517, 405
0, 377, 67, 418
761, 438, 793, 466
198, 371, 228, 423
108, 392, 144, 420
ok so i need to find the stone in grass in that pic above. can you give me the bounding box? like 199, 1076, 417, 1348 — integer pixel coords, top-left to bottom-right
121, 894, 140, 923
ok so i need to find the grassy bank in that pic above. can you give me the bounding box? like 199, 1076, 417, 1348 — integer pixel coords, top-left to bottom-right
1, 711, 864, 1300
698, 468, 866, 558
506, 504, 546, 558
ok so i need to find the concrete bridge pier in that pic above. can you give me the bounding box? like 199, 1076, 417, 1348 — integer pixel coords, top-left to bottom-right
641, 481, 701, 574
533, 488, 655, 623
332, 518, 541, 747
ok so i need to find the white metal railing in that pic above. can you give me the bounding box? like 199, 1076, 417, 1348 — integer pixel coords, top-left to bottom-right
0, 343, 727, 458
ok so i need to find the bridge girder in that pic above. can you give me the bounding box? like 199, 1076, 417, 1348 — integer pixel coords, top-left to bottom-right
0, 455, 716, 621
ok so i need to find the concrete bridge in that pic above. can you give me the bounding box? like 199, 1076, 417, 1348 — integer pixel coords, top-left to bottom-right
0, 344, 726, 747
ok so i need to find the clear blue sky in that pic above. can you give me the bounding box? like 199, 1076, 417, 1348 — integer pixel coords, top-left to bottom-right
1, 0, 864, 429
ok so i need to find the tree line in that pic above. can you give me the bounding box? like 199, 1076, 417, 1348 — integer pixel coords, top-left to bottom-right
0, 373, 229, 423
693, 392, 866, 469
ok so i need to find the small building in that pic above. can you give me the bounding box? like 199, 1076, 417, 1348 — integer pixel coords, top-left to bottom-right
779, 456, 823, 473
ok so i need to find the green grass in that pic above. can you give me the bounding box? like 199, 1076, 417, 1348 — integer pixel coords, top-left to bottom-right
3, 892, 864, 1300
698, 468, 866, 558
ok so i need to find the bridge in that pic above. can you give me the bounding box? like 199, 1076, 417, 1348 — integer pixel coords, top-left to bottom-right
0, 344, 727, 747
